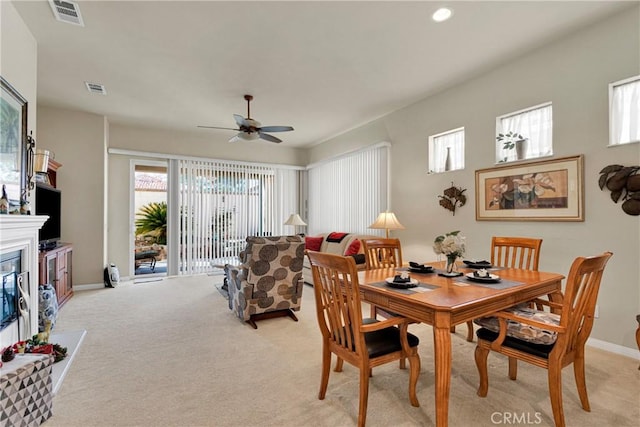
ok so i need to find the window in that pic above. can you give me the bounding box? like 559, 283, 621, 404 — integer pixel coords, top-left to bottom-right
609, 75, 640, 146
428, 127, 465, 173
496, 103, 552, 163
307, 143, 389, 236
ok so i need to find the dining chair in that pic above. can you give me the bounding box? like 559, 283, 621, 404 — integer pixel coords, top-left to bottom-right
306, 250, 420, 427
474, 251, 613, 427
361, 238, 403, 270
463, 236, 543, 342
361, 238, 404, 320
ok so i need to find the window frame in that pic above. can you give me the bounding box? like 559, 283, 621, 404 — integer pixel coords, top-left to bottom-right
608, 75, 640, 147
428, 126, 465, 174
495, 102, 553, 164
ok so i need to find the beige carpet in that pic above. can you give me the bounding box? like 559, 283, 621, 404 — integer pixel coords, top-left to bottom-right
46, 275, 639, 427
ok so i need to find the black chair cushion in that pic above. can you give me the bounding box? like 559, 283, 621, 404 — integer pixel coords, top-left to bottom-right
476, 327, 555, 359
362, 318, 419, 359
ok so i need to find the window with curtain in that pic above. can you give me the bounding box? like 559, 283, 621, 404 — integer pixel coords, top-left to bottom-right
496, 103, 553, 163
307, 143, 389, 236
428, 127, 465, 173
177, 159, 301, 275
609, 75, 640, 146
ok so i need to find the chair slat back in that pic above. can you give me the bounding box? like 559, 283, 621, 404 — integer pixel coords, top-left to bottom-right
307, 250, 366, 357
491, 236, 542, 270
361, 238, 403, 270
557, 252, 613, 355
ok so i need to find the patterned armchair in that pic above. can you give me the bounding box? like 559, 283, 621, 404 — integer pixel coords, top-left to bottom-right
224, 235, 305, 329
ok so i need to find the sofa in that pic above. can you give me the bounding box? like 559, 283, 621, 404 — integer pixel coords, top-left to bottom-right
302, 232, 380, 284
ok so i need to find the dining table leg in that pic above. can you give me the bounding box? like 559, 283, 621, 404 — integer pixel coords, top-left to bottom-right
433, 313, 452, 427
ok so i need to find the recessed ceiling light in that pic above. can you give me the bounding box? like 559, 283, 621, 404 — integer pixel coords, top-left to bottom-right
432, 7, 453, 23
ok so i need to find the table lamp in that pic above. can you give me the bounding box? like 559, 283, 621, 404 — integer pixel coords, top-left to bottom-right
284, 213, 307, 235
368, 211, 405, 238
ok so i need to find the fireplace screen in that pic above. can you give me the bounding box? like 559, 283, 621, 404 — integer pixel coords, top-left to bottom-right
1, 271, 18, 331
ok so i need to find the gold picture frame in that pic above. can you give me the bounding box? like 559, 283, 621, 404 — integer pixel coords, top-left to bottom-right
475, 155, 584, 221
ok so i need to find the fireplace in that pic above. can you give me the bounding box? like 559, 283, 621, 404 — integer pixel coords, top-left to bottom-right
0, 215, 48, 348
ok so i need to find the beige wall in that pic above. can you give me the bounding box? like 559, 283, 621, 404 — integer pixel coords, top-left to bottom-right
308, 7, 640, 350
36, 106, 106, 285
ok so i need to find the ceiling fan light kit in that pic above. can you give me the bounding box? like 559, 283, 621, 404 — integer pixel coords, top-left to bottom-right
198, 94, 294, 144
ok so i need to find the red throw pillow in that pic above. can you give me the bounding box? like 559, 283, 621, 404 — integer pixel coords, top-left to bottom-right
305, 236, 323, 252
344, 239, 361, 256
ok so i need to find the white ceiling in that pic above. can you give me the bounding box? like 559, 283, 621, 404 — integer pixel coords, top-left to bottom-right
11, 1, 633, 148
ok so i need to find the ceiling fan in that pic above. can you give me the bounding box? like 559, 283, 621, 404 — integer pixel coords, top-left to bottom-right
198, 94, 294, 143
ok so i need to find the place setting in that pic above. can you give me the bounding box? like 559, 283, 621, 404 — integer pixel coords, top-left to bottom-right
407, 261, 435, 274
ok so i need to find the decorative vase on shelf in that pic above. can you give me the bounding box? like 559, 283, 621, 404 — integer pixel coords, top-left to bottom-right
444, 147, 452, 171
445, 254, 458, 274
515, 138, 528, 160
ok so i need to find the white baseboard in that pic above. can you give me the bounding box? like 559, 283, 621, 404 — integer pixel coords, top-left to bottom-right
73, 283, 104, 291
587, 337, 639, 360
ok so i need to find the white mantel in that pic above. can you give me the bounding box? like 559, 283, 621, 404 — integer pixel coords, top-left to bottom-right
0, 215, 48, 349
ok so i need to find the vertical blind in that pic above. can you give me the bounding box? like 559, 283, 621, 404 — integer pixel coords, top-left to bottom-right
177, 159, 300, 275
308, 144, 389, 236
610, 76, 640, 145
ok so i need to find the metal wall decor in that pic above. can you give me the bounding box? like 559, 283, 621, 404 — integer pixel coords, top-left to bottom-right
598, 164, 640, 215
439, 182, 466, 215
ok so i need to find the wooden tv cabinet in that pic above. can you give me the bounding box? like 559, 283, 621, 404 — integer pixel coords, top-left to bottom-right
39, 243, 73, 307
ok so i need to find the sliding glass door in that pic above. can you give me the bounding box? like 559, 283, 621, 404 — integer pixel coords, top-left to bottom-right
174, 159, 302, 275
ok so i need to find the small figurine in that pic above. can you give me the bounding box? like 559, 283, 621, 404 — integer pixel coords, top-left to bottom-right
0, 185, 8, 214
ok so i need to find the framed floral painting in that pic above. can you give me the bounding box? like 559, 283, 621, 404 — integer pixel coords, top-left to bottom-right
475, 155, 584, 221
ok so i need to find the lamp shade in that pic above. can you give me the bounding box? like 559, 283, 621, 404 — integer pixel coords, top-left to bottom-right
368, 211, 405, 238
284, 213, 307, 226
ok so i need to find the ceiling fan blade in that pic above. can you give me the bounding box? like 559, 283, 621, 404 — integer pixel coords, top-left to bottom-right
197, 125, 240, 131
234, 114, 248, 128
228, 135, 241, 143
258, 125, 294, 133
258, 132, 282, 143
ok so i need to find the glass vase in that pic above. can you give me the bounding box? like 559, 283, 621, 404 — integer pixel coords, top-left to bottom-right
445, 254, 458, 274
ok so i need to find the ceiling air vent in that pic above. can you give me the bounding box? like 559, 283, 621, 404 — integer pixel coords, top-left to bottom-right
85, 82, 106, 95
48, 0, 84, 27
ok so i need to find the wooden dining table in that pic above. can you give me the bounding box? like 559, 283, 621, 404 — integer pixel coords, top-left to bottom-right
358, 262, 564, 427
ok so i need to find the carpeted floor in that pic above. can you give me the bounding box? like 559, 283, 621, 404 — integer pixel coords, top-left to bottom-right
46, 275, 639, 427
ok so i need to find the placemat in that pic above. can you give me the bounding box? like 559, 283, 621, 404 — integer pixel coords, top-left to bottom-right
368, 281, 439, 295
453, 278, 524, 290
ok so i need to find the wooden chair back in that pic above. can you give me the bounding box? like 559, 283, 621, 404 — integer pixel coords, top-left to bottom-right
361, 238, 403, 270
307, 250, 366, 361
491, 236, 542, 270
556, 252, 613, 357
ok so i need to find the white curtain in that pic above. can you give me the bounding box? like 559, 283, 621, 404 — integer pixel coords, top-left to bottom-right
610, 77, 640, 145
308, 144, 389, 236
430, 128, 465, 173
177, 159, 300, 275
496, 104, 553, 162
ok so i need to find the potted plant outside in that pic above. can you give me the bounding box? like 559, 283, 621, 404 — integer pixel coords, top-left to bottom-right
497, 131, 528, 161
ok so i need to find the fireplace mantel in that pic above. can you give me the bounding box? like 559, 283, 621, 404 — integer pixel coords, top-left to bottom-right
0, 215, 48, 348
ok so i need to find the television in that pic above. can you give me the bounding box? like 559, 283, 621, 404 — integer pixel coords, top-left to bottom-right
35, 183, 62, 249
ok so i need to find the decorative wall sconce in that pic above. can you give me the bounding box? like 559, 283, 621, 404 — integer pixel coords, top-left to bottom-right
598, 164, 640, 215
439, 182, 467, 215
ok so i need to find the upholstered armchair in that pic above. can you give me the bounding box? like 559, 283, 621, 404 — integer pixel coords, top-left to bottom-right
225, 235, 305, 329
